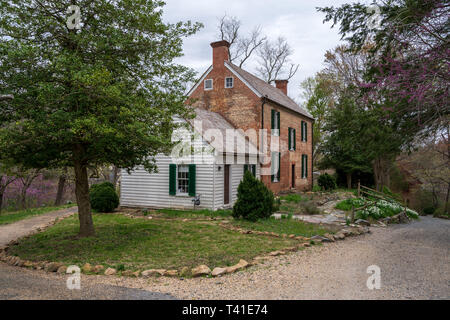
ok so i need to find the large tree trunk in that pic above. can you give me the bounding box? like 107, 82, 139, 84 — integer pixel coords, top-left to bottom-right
54, 169, 67, 206
346, 172, 352, 190
73, 154, 95, 237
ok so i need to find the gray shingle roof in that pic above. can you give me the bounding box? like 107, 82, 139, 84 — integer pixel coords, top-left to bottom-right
226, 62, 313, 119
187, 108, 258, 155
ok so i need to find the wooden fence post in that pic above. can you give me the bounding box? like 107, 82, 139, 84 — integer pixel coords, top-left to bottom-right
357, 180, 361, 197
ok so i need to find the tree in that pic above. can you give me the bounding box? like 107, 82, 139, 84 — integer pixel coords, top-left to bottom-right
257, 37, 299, 84
0, 163, 18, 214
300, 73, 335, 167
318, 0, 449, 137
218, 14, 266, 68
18, 169, 41, 209
0, 0, 202, 237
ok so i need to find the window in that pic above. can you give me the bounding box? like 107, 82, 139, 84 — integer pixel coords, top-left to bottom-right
271, 109, 280, 136
225, 77, 234, 88
177, 165, 189, 194
301, 121, 308, 142
244, 164, 256, 177
204, 79, 213, 90
169, 164, 196, 196
301, 154, 308, 179
271, 152, 281, 182
288, 128, 296, 151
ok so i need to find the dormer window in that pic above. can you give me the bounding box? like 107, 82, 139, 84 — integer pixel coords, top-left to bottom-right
225, 77, 234, 88
204, 79, 213, 90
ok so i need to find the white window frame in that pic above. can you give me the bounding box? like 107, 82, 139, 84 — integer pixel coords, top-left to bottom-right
225, 77, 234, 88
176, 165, 190, 196
289, 128, 295, 151
204, 79, 213, 91
272, 152, 280, 183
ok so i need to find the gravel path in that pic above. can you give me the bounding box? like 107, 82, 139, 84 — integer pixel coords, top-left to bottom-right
1, 215, 448, 300
0, 207, 78, 247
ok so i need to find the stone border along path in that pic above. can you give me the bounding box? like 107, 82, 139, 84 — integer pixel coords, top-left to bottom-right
0, 206, 78, 247
0, 207, 371, 280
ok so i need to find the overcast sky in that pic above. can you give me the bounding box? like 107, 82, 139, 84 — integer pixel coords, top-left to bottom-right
162, 0, 362, 102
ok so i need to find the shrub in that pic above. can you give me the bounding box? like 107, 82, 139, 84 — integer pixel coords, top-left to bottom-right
318, 173, 337, 191
233, 171, 276, 221
89, 182, 119, 213
300, 201, 321, 215
312, 185, 321, 192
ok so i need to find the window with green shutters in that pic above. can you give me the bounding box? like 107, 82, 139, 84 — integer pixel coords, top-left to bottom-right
271, 152, 281, 182
301, 154, 308, 179
271, 109, 280, 136
301, 121, 308, 142
288, 128, 296, 151
244, 164, 256, 177
169, 164, 196, 196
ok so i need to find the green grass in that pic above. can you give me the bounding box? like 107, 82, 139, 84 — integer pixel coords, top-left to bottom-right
280, 194, 307, 204
8, 213, 296, 271
0, 204, 75, 225
335, 199, 362, 211
155, 208, 232, 219
232, 217, 331, 237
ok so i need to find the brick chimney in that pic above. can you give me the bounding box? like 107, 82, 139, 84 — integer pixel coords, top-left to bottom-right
210, 40, 230, 68
275, 80, 288, 95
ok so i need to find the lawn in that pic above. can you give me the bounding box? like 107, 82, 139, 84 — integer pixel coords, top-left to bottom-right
232, 217, 331, 237
154, 208, 232, 219
8, 213, 297, 272
0, 204, 75, 225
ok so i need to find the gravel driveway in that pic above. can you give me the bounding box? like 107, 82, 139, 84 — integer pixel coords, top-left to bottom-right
1, 215, 449, 300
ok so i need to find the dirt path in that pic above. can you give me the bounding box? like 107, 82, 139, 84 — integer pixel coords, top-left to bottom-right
0, 207, 78, 247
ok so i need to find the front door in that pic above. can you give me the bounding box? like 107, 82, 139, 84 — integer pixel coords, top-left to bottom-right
292, 164, 296, 188
224, 165, 230, 205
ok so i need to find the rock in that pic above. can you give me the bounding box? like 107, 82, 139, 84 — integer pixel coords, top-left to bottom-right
284, 247, 298, 252
82, 263, 92, 273
211, 267, 227, 277
45, 262, 63, 272
324, 233, 336, 242
104, 268, 117, 276
355, 219, 370, 226
57, 266, 67, 274
23, 260, 34, 268
93, 265, 104, 273
141, 269, 166, 277
303, 243, 311, 247
133, 271, 141, 277
288, 234, 296, 239
335, 233, 345, 240
191, 265, 211, 277
165, 270, 178, 277
269, 251, 282, 256
225, 259, 249, 274
253, 256, 268, 261
311, 235, 331, 243
121, 270, 134, 277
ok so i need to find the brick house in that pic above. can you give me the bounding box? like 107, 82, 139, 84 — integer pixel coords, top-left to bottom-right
187, 40, 314, 194
120, 40, 314, 211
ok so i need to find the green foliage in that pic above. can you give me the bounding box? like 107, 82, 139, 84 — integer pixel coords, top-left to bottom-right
318, 173, 337, 191
233, 171, 276, 221
312, 185, 321, 192
299, 201, 321, 215
89, 182, 119, 213
280, 194, 306, 203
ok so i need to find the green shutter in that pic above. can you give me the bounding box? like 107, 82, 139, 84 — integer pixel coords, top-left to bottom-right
169, 164, 176, 195
188, 164, 196, 196
304, 122, 308, 142
277, 152, 281, 181
288, 128, 292, 150
301, 155, 305, 178
305, 155, 308, 178
271, 109, 275, 130
244, 164, 248, 173
277, 112, 280, 135
252, 165, 256, 177
271, 152, 275, 182
301, 121, 304, 141
293, 129, 296, 150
